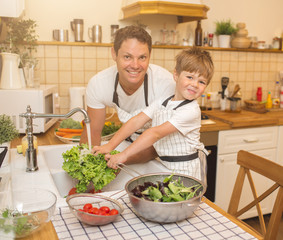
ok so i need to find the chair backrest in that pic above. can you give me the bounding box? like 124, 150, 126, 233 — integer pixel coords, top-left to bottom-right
227, 150, 283, 240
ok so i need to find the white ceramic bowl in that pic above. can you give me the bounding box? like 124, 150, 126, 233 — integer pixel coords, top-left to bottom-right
0, 188, 57, 239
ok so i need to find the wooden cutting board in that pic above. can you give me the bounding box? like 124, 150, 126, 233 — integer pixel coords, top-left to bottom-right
204, 110, 278, 128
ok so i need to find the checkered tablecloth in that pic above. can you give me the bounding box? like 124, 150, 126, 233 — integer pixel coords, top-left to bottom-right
52, 193, 256, 240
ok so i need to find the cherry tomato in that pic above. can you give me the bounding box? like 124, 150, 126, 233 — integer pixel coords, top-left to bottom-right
88, 207, 99, 215
83, 203, 93, 212
109, 209, 119, 215
68, 187, 77, 195
89, 189, 102, 194
99, 206, 110, 213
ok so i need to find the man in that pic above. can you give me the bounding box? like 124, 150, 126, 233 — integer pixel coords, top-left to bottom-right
80, 25, 175, 163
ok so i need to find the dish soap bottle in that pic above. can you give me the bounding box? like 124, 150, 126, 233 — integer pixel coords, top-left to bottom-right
265, 92, 272, 109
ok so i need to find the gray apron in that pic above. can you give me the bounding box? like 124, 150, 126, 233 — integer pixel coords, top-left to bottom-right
112, 73, 150, 142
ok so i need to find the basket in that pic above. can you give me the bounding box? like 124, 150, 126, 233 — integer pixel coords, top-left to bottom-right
244, 100, 265, 110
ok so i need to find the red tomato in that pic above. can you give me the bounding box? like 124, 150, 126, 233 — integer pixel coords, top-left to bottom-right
109, 209, 119, 215
99, 206, 110, 213
83, 203, 93, 212
68, 187, 77, 195
89, 188, 102, 194
88, 207, 99, 215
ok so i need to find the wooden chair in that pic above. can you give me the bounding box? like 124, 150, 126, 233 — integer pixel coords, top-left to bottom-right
227, 150, 283, 240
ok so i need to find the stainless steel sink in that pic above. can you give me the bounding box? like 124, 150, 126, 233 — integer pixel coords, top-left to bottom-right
42, 142, 170, 197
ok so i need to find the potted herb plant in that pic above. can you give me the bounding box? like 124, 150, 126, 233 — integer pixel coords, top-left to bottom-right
0, 114, 19, 167
215, 19, 237, 48
0, 18, 39, 88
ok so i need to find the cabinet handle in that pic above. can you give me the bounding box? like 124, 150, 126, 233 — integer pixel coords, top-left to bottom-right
220, 158, 224, 163
243, 137, 259, 143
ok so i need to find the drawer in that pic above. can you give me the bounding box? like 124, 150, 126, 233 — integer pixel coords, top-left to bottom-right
218, 126, 278, 155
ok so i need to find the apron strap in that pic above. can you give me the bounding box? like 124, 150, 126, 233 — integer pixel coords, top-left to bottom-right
112, 73, 120, 107
162, 95, 194, 110
159, 152, 199, 162
112, 73, 149, 107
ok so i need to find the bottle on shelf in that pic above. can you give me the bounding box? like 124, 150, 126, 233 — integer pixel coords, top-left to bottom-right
195, 20, 202, 46
265, 91, 273, 109
203, 31, 208, 47
256, 87, 262, 102
208, 33, 214, 47
206, 93, 212, 110
200, 94, 206, 110
272, 80, 280, 108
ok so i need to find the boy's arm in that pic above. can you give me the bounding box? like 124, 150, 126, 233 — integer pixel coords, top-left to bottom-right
93, 112, 151, 154
106, 121, 177, 169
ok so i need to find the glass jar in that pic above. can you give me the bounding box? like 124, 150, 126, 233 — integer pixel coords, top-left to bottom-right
110, 25, 119, 43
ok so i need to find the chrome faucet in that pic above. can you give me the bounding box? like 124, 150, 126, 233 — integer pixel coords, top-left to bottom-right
20, 105, 90, 172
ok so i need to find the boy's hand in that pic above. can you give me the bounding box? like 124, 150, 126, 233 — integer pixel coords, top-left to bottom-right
105, 153, 126, 169
92, 144, 112, 155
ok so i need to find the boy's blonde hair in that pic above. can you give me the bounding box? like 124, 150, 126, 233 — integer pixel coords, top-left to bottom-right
175, 47, 214, 84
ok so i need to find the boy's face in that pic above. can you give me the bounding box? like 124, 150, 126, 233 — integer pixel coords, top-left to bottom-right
173, 70, 208, 101
111, 38, 150, 91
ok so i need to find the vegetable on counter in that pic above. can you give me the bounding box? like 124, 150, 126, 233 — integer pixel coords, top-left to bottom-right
59, 118, 82, 129
131, 174, 202, 202
62, 144, 119, 193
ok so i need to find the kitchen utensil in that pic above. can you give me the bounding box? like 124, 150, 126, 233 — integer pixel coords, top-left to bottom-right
227, 97, 241, 112
66, 193, 124, 226
0, 146, 8, 168
53, 29, 68, 42
221, 77, 229, 99
70, 19, 84, 42
125, 173, 206, 223
0, 52, 22, 89
230, 84, 240, 98
0, 189, 57, 239
88, 25, 102, 43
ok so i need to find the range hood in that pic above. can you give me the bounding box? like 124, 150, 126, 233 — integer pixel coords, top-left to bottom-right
121, 1, 209, 23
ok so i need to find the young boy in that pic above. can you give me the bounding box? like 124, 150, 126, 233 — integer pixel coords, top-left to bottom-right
93, 47, 214, 180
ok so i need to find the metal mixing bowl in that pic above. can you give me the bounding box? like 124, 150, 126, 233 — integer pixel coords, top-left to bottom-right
125, 173, 206, 223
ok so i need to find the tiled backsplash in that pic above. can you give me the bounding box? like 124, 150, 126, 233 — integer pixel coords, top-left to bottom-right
35, 44, 283, 114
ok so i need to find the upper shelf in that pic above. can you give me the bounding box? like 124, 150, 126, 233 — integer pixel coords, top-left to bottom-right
121, 1, 209, 22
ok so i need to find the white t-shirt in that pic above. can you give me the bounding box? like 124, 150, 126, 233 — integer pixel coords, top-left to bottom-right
143, 98, 203, 157
86, 64, 175, 116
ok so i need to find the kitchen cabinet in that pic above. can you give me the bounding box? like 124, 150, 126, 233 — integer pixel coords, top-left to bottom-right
0, 0, 24, 17
215, 126, 278, 219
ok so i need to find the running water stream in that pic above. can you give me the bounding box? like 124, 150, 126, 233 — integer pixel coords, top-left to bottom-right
85, 122, 92, 150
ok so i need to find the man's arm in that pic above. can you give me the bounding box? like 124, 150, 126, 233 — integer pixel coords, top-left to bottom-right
80, 107, 106, 147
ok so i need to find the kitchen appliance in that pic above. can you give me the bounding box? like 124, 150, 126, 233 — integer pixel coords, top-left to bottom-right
88, 25, 102, 43
0, 85, 59, 133
70, 19, 84, 42
53, 29, 69, 42
0, 52, 22, 89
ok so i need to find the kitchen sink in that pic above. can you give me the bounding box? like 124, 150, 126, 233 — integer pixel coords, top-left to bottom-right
42, 142, 170, 197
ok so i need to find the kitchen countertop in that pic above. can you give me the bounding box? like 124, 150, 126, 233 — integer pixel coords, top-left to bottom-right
11, 109, 283, 149
9, 109, 280, 240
